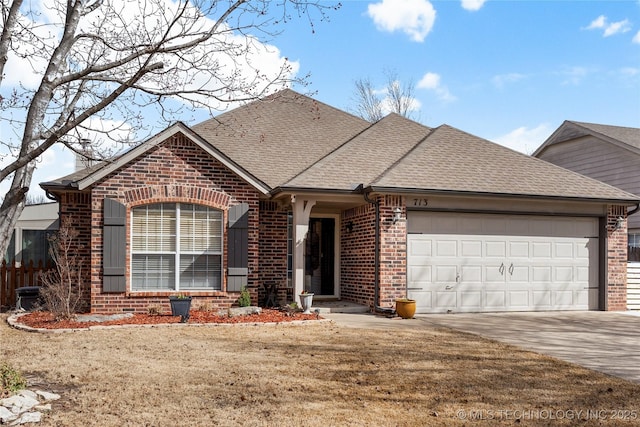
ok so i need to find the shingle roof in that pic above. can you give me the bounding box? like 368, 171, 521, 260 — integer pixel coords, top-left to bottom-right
533, 120, 640, 156
284, 114, 430, 190
371, 124, 638, 201
41, 91, 640, 203
192, 89, 370, 189
573, 121, 640, 148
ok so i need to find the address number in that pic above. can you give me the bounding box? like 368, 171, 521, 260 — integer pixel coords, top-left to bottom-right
413, 198, 428, 207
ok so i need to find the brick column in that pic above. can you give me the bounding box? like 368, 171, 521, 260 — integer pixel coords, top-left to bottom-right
378, 195, 407, 308
607, 205, 628, 311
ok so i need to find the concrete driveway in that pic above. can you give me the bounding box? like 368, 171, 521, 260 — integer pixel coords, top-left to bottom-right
326, 311, 640, 384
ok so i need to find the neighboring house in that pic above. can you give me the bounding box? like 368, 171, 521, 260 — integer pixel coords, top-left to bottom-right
534, 121, 640, 310
4, 202, 59, 266
40, 90, 638, 314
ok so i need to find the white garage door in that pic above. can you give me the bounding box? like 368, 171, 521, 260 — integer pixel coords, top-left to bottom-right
407, 212, 599, 313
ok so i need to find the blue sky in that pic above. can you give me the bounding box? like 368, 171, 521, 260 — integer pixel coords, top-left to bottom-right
274, 0, 640, 153
5, 0, 640, 200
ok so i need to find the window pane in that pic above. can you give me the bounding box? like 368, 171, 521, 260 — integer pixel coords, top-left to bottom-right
21, 230, 52, 266
179, 254, 221, 290
4, 231, 15, 263
132, 204, 175, 252
132, 254, 175, 290
179, 204, 222, 252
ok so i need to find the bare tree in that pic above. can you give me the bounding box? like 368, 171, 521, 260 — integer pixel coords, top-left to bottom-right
0, 0, 337, 258
351, 77, 385, 122
350, 70, 418, 122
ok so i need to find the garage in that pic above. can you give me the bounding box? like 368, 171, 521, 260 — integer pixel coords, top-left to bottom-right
407, 211, 600, 313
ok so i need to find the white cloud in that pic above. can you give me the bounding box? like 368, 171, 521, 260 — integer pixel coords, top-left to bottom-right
620, 67, 639, 77
417, 72, 456, 102
461, 0, 486, 12
492, 73, 526, 89
633, 30, 640, 44
585, 15, 631, 37
586, 15, 607, 30
558, 66, 590, 86
493, 124, 551, 155
367, 0, 436, 42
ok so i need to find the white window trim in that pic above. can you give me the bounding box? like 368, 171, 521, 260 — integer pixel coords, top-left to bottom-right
130, 203, 223, 292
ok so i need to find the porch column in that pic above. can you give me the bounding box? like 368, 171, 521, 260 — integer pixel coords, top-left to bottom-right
291, 195, 315, 304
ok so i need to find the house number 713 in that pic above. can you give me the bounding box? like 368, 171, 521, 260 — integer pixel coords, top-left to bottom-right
413, 198, 428, 207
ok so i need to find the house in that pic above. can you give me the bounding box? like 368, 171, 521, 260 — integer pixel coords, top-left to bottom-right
533, 121, 640, 309
40, 90, 639, 314
4, 202, 59, 266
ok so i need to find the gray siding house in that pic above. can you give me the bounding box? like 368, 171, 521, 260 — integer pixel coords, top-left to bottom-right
534, 121, 640, 309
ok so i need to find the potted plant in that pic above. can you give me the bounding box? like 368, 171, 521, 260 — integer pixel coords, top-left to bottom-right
168, 294, 192, 323
395, 298, 416, 319
299, 290, 314, 314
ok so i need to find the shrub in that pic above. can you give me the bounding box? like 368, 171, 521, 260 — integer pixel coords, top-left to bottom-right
146, 305, 162, 316
238, 286, 251, 307
39, 217, 85, 320
0, 363, 27, 397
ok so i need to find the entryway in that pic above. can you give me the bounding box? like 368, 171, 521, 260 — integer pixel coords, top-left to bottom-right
305, 217, 336, 296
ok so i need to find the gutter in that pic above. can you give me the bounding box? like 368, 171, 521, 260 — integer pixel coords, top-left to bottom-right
365, 185, 640, 205
628, 203, 640, 217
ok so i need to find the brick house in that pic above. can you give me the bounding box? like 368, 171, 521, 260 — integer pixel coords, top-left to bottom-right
41, 90, 639, 314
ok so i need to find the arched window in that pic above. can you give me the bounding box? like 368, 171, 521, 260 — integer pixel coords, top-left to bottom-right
131, 203, 223, 291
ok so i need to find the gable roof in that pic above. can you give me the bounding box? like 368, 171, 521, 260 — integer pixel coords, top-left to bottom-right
192, 89, 370, 189
41, 122, 271, 194
369, 125, 638, 202
41, 91, 640, 205
533, 120, 640, 157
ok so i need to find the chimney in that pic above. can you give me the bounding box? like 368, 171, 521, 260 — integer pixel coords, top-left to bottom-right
75, 139, 94, 171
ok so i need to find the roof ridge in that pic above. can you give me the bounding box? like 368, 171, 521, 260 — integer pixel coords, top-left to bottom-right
368, 121, 435, 186
280, 118, 378, 186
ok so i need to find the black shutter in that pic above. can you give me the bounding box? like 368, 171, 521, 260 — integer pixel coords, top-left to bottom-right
103, 198, 126, 292
227, 203, 249, 292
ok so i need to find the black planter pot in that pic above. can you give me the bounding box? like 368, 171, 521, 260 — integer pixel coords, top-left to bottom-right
169, 296, 192, 322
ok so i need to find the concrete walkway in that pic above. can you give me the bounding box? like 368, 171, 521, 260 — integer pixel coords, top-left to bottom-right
325, 311, 640, 384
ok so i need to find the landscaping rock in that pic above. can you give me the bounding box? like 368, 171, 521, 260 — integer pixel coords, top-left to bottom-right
35, 391, 60, 401
0, 405, 17, 423
1, 388, 60, 424
227, 307, 262, 317
11, 411, 42, 425
1, 394, 39, 413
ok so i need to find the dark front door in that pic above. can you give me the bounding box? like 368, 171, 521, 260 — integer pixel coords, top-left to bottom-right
305, 218, 335, 296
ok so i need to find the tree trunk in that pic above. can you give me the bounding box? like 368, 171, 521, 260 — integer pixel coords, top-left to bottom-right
0, 162, 36, 260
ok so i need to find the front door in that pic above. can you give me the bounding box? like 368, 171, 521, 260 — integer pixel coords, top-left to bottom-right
305, 218, 335, 296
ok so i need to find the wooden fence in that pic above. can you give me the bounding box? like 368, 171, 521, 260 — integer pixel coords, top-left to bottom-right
0, 260, 53, 309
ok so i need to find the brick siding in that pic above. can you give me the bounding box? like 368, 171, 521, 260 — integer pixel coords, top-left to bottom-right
258, 201, 290, 306
341, 203, 376, 308
378, 195, 407, 308
59, 133, 262, 313
607, 205, 628, 311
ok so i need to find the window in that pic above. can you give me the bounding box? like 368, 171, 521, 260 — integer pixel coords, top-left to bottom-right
22, 230, 54, 266
4, 229, 54, 266
4, 231, 15, 263
131, 203, 222, 291
629, 233, 640, 262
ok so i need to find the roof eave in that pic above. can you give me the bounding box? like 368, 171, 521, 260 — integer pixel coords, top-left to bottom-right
62, 123, 270, 195
365, 185, 640, 206
270, 185, 363, 197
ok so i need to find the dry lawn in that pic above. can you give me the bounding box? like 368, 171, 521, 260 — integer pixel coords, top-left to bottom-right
2, 314, 640, 426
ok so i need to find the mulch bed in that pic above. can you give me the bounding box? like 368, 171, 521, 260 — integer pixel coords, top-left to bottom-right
17, 309, 322, 330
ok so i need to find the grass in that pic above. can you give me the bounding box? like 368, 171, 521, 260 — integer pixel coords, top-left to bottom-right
2, 314, 640, 426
